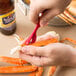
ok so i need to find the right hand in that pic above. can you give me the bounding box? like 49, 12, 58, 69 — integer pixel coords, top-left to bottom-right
29, 0, 71, 26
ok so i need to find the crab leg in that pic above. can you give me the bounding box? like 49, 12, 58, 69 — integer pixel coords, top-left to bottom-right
36, 67, 43, 76
0, 66, 37, 73
14, 34, 58, 46
28, 67, 43, 76
0, 56, 27, 65
48, 66, 56, 76
29, 38, 58, 47
28, 72, 36, 76
61, 37, 76, 44
10, 38, 58, 55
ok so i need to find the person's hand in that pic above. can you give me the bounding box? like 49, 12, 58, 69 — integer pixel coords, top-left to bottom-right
29, 0, 71, 27
19, 32, 75, 67
19, 43, 75, 66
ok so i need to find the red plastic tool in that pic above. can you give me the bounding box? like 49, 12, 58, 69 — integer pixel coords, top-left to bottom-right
23, 21, 40, 45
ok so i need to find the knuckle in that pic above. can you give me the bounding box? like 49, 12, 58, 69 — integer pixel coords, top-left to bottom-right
41, 18, 49, 24
30, 50, 36, 55
56, 10, 61, 15
45, 17, 50, 21
34, 60, 45, 67
30, 46, 37, 55
42, 61, 49, 66
55, 9, 63, 15
41, 18, 47, 22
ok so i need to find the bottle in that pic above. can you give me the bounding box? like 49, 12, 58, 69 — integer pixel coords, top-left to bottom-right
24, 0, 30, 5
0, 0, 16, 35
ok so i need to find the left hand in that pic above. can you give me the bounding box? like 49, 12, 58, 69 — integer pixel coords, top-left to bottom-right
19, 43, 75, 67
19, 32, 75, 67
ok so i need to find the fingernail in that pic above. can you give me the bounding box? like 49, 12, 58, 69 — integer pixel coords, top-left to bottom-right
40, 20, 48, 27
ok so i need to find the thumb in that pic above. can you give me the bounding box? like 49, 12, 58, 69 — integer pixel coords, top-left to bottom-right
21, 46, 46, 56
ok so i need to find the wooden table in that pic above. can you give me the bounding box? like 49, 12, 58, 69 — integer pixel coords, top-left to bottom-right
0, 3, 76, 76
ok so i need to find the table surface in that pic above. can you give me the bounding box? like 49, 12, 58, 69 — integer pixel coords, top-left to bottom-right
0, 2, 76, 76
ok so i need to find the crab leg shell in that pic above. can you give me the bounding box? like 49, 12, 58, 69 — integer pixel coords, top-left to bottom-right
0, 56, 27, 65
48, 66, 56, 76
0, 66, 37, 73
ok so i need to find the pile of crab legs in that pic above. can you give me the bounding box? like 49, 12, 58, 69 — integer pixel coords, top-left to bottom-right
0, 34, 76, 76
0, 33, 58, 76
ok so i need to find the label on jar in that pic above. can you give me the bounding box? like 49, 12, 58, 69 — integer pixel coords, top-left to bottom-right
0, 10, 16, 28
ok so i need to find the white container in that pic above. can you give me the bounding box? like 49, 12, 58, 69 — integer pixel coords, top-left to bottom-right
16, 0, 29, 16
16, 0, 70, 26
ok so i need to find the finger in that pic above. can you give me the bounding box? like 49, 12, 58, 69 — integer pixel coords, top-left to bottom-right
29, 2, 45, 24
20, 51, 43, 66
19, 51, 51, 66
21, 46, 47, 57
40, 9, 60, 27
